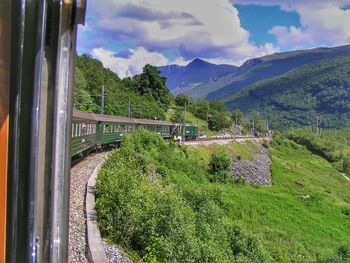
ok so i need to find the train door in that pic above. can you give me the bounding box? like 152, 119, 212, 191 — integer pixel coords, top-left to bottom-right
0, 1, 11, 261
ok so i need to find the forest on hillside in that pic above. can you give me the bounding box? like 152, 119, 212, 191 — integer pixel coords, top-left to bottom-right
225, 55, 350, 130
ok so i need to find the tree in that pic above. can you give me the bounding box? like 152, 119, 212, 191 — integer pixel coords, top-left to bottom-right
343, 155, 350, 174
133, 64, 172, 108
175, 93, 190, 107
208, 111, 232, 131
194, 99, 210, 120
171, 108, 185, 122
232, 109, 244, 126
251, 112, 266, 133
209, 100, 227, 113
208, 152, 231, 183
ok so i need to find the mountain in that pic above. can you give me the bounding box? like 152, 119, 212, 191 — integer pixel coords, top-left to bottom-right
158, 58, 238, 94
205, 45, 350, 100
225, 54, 350, 130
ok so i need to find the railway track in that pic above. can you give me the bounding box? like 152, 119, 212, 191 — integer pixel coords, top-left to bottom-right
183, 135, 269, 145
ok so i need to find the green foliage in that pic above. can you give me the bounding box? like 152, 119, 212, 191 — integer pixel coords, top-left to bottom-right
133, 64, 172, 109
175, 93, 190, 107
208, 152, 231, 183
228, 225, 269, 262
286, 128, 350, 173
232, 109, 245, 126
170, 108, 185, 122
95, 131, 269, 263
96, 131, 350, 262
208, 111, 232, 131
317, 245, 350, 263
343, 156, 350, 174
74, 55, 172, 119
226, 55, 350, 130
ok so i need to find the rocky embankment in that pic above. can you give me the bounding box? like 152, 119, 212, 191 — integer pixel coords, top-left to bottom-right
232, 145, 271, 185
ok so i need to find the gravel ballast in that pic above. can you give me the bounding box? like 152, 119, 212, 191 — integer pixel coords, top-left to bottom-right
69, 151, 134, 263
69, 152, 109, 262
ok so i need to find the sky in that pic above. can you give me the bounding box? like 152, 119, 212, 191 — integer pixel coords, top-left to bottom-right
77, 0, 350, 78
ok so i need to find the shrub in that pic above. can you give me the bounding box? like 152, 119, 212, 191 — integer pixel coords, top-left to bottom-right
208, 152, 232, 183
343, 156, 350, 174
95, 131, 270, 263
317, 245, 350, 263
228, 224, 270, 262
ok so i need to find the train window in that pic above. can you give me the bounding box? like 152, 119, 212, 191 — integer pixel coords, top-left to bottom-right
82, 123, 87, 135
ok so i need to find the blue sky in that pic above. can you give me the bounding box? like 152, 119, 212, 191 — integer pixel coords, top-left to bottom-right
77, 0, 350, 77
235, 4, 301, 49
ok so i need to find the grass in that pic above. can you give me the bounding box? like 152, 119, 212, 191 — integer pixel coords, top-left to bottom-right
285, 129, 350, 172
218, 139, 350, 262
96, 131, 350, 262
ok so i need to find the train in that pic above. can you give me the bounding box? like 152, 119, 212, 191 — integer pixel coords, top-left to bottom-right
71, 109, 198, 157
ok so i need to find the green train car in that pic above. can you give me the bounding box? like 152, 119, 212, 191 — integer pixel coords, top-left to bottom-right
71, 110, 98, 156
72, 109, 192, 157
173, 123, 198, 140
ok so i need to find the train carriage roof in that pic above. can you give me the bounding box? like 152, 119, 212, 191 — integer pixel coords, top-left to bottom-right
73, 109, 96, 121
73, 109, 173, 126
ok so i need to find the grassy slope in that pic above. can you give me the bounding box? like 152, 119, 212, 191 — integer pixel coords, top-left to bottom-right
97, 133, 350, 262
286, 129, 350, 172
220, 141, 350, 262
188, 140, 350, 261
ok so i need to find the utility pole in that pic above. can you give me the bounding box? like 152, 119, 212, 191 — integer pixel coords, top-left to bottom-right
316, 116, 320, 135
183, 103, 187, 138
266, 119, 269, 132
100, 85, 105, 114
206, 111, 208, 136
128, 99, 131, 118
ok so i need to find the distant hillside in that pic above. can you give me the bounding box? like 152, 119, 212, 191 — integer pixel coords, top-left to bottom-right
206, 45, 350, 100
158, 58, 238, 94
225, 55, 350, 130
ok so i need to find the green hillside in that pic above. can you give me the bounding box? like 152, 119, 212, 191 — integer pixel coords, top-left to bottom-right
225, 55, 350, 130
96, 131, 350, 262
206, 45, 350, 100
74, 54, 172, 120
286, 129, 350, 173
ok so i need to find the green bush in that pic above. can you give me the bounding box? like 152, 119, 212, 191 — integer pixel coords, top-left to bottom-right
95, 131, 267, 262
343, 156, 350, 174
317, 245, 350, 263
208, 152, 231, 183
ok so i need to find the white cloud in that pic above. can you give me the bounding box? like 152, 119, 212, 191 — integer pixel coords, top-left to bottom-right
233, 0, 350, 48
92, 47, 169, 78
85, 0, 278, 65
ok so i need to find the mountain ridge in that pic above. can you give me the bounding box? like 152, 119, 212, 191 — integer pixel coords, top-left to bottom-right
158, 58, 238, 94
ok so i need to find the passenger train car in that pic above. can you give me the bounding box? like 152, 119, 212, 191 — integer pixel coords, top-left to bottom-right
71, 109, 198, 157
